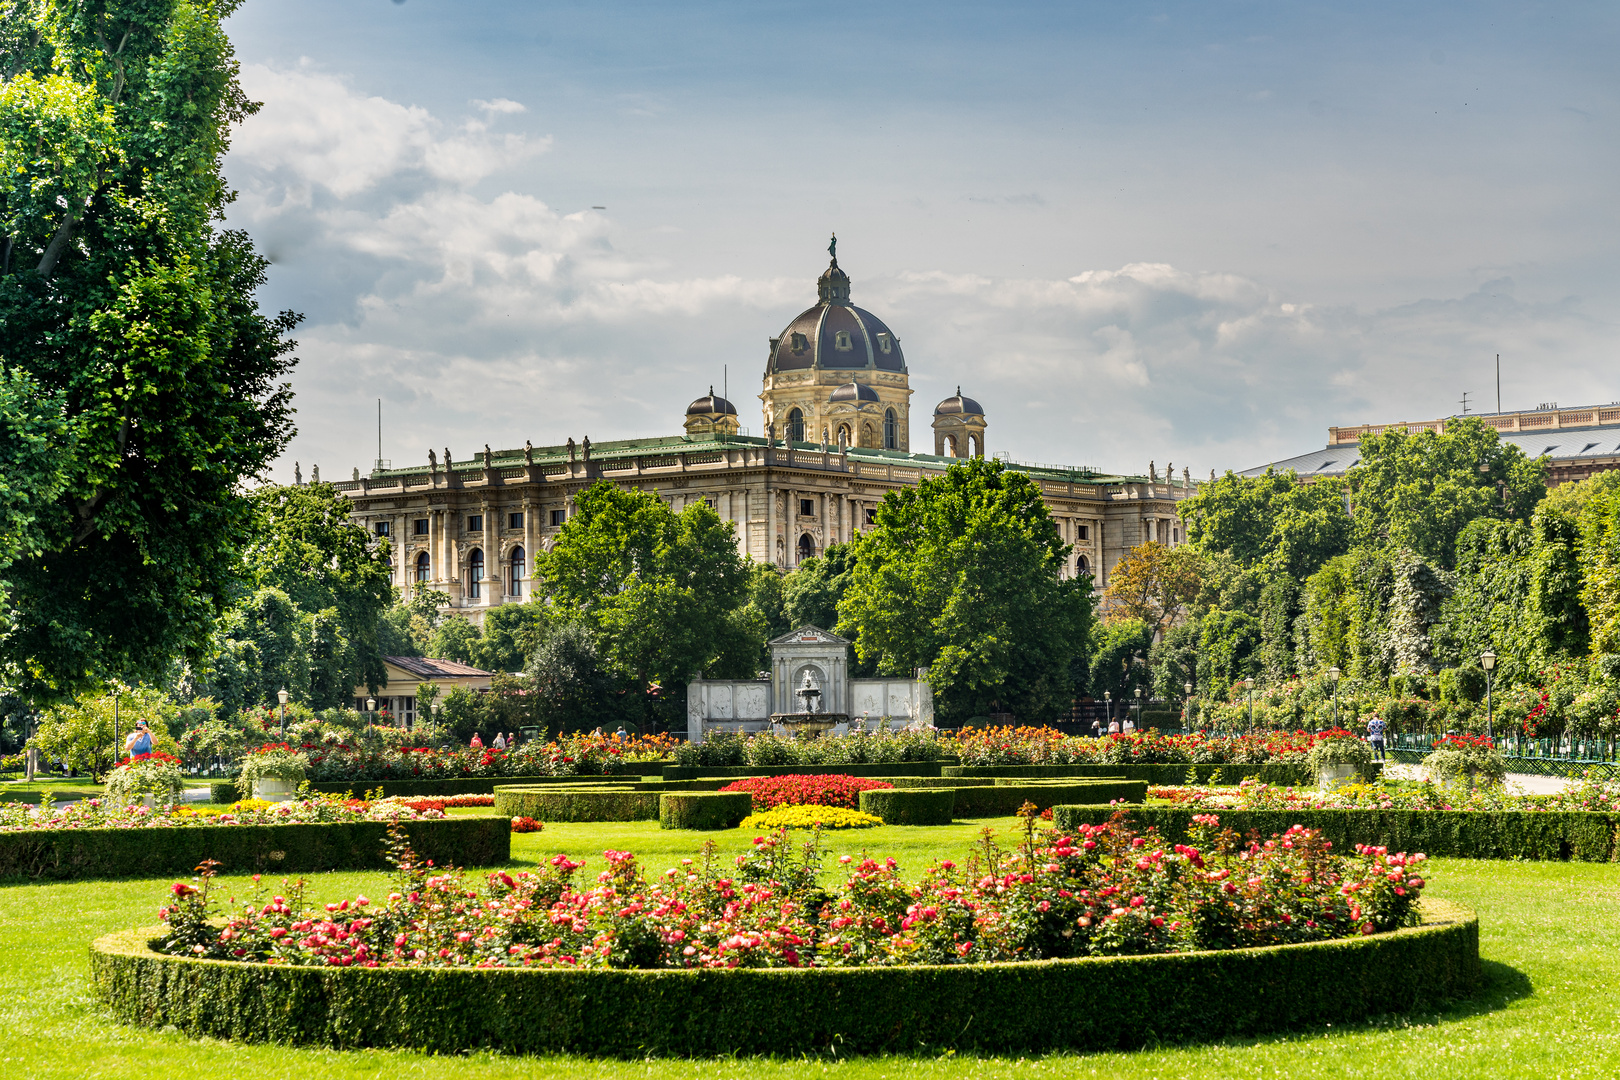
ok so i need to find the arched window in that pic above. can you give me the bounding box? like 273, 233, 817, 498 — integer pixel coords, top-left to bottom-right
787, 407, 805, 443
1077, 555, 1091, 576
467, 548, 484, 599
944, 434, 959, 457
509, 546, 525, 596
884, 408, 897, 449
415, 551, 430, 583
837, 424, 851, 449
798, 533, 815, 562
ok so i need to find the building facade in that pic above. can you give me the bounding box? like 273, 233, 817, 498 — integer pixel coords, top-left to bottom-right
334, 245, 1200, 622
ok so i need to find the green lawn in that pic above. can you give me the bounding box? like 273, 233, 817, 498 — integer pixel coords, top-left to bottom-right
1, 816, 1618, 1078
0, 776, 105, 803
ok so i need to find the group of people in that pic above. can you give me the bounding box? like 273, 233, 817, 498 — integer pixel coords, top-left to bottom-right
1089, 717, 1137, 737
468, 731, 518, 751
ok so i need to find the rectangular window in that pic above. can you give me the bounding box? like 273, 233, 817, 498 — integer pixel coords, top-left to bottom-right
413, 519, 429, 536
799, 498, 814, 517
864, 508, 876, 526
508, 512, 523, 529
1077, 525, 1089, 541
467, 515, 483, 533
374, 521, 390, 537
550, 509, 566, 527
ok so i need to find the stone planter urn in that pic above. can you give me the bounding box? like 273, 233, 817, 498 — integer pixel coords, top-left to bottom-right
253, 778, 297, 802
1316, 764, 1359, 790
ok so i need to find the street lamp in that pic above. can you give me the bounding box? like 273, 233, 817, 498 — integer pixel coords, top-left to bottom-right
1327, 667, 1341, 734
277, 687, 289, 737
1184, 681, 1194, 731
1103, 691, 1112, 734
1244, 677, 1256, 734
1481, 650, 1497, 741
1134, 687, 1143, 732
366, 696, 377, 731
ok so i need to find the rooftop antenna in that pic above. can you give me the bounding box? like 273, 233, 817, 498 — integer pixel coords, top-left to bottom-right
373, 399, 390, 472
1496, 354, 1501, 414
1459, 391, 1471, 415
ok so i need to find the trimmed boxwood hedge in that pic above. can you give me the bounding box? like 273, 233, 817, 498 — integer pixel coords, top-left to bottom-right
659, 792, 753, 830
1050, 805, 1620, 862
944, 763, 1386, 786
89, 900, 1477, 1056
493, 786, 659, 822
859, 788, 956, 825
208, 782, 237, 804
661, 762, 945, 781
0, 817, 510, 881
948, 781, 1147, 817
308, 775, 632, 797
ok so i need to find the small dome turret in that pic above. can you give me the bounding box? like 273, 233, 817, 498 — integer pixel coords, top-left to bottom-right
683, 386, 740, 437
686, 387, 738, 416
932, 387, 986, 458
934, 388, 984, 416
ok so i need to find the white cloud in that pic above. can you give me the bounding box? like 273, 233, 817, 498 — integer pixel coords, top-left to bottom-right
223, 67, 1615, 485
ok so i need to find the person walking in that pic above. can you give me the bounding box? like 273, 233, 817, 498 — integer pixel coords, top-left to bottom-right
492, 731, 507, 751
470, 732, 483, 749
1365, 714, 1387, 762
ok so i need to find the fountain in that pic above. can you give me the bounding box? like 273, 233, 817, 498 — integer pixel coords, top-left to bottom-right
771, 669, 846, 739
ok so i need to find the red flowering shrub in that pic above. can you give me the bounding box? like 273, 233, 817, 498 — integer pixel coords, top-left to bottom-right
720, 774, 894, 810
393, 795, 496, 813
510, 817, 543, 833
1433, 733, 1495, 751
154, 813, 1427, 970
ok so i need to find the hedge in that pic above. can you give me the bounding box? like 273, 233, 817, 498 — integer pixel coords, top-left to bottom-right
944, 763, 1383, 786
1050, 805, 1620, 862
89, 900, 1477, 1056
659, 793, 753, 831
661, 762, 945, 781
948, 781, 1147, 817
208, 782, 237, 804
493, 786, 659, 822
859, 788, 956, 825
307, 775, 632, 797
0, 817, 510, 882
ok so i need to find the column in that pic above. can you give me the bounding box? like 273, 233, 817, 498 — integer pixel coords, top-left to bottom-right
786, 489, 797, 568
481, 501, 495, 604
429, 510, 443, 585
766, 483, 777, 567
522, 497, 536, 597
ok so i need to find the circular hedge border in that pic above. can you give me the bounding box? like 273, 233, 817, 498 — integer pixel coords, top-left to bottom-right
90, 900, 1478, 1056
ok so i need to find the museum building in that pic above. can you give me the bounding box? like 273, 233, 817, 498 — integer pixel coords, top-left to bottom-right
333, 244, 1200, 623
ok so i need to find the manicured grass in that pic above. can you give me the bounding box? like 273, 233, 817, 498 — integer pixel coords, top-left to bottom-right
0, 776, 104, 803
0, 817, 1617, 1077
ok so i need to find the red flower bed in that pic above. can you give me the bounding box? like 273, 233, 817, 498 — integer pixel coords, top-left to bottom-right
719, 774, 894, 810
510, 816, 543, 833
393, 795, 496, 812
1433, 733, 1495, 751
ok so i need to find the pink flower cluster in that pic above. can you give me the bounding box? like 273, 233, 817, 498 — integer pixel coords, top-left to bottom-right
154, 814, 1428, 970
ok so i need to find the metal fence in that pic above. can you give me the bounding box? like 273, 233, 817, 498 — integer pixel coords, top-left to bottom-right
1388, 732, 1620, 780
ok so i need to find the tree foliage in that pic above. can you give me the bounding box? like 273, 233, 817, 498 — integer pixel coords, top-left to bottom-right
838, 458, 1093, 724
0, 0, 298, 698
1103, 541, 1204, 634
1181, 470, 1350, 579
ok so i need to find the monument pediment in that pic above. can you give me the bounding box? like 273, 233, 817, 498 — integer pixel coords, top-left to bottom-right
768, 625, 849, 646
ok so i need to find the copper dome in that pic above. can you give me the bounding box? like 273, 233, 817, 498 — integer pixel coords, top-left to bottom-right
766, 250, 906, 378
686, 387, 738, 416
934, 388, 984, 416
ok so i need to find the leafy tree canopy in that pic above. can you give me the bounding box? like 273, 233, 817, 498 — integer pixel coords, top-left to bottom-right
838, 457, 1093, 724
0, 0, 298, 698
1181, 469, 1350, 580
1103, 541, 1205, 635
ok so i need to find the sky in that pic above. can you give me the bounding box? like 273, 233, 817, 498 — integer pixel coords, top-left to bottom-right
220, 0, 1620, 483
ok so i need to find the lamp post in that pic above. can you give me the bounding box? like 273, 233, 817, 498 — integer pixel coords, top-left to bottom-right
1104, 691, 1112, 733
1481, 650, 1497, 741
1184, 681, 1194, 732
367, 696, 377, 731
1134, 687, 1143, 733
276, 687, 289, 738
1244, 677, 1256, 734
1327, 667, 1341, 734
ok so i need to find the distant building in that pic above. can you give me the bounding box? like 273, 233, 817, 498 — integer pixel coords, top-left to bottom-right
333, 242, 1201, 623
350, 656, 495, 727
1243, 403, 1620, 486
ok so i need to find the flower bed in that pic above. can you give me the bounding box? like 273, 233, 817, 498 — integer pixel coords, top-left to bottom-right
718, 774, 894, 810
104, 752, 185, 803
942, 727, 1366, 768
1148, 771, 1620, 813
1053, 804, 1620, 862
301, 733, 679, 784
738, 805, 882, 830
89, 821, 1476, 1055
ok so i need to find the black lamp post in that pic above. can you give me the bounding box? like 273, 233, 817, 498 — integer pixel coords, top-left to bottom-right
1134, 687, 1143, 732
1184, 681, 1194, 731
1244, 677, 1256, 734
1103, 691, 1112, 733
277, 687, 289, 737
1481, 650, 1497, 741
1328, 667, 1341, 734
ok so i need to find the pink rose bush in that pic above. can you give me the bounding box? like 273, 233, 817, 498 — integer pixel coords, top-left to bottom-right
153, 813, 1428, 970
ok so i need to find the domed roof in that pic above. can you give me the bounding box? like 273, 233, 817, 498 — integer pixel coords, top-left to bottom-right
686, 387, 737, 416
766, 239, 907, 378
934, 388, 984, 416
829, 381, 880, 403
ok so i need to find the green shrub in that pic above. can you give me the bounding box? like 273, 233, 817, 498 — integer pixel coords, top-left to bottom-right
1050, 805, 1620, 862
209, 782, 237, 804
0, 818, 509, 882
878, 776, 998, 788
89, 901, 1477, 1055
1307, 738, 1373, 770
859, 788, 955, 825
944, 781, 1145, 817
658, 792, 753, 830
308, 776, 628, 797
493, 786, 659, 822
665, 762, 945, 779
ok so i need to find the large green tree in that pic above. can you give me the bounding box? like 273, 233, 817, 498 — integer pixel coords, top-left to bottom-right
1181, 469, 1351, 580
1348, 417, 1545, 570
535, 481, 755, 720
0, 0, 297, 698
838, 457, 1093, 724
